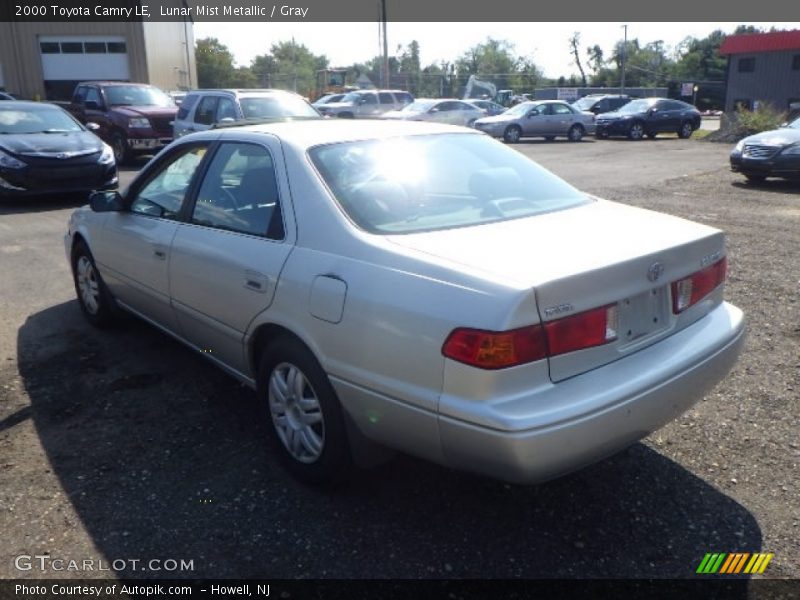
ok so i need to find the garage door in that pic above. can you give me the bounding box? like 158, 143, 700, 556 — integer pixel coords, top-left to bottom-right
39, 36, 130, 100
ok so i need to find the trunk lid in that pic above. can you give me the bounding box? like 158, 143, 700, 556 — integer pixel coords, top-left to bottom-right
388, 199, 726, 381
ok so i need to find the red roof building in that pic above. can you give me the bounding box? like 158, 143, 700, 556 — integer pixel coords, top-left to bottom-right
719, 30, 800, 112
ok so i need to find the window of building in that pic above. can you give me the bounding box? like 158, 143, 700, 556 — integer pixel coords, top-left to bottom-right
738, 57, 755, 73
40, 42, 60, 53
60, 42, 83, 54
84, 42, 107, 53
107, 42, 127, 53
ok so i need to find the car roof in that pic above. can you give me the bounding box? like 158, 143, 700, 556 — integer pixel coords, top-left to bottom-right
0, 100, 61, 110
77, 81, 155, 87
208, 119, 477, 149
188, 88, 299, 96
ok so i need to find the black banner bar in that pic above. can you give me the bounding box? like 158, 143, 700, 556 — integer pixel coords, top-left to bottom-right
2, 579, 800, 600
0, 0, 795, 22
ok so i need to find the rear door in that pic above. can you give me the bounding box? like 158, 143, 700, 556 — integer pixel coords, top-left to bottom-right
92, 142, 211, 333
551, 102, 576, 135
168, 137, 294, 374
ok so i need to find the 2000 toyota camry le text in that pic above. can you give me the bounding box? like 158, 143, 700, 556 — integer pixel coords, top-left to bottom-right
65, 120, 745, 484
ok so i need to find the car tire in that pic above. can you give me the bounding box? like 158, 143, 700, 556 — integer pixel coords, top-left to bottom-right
745, 173, 767, 183
567, 125, 584, 142
110, 131, 131, 165
257, 336, 354, 484
71, 240, 117, 327
678, 121, 694, 139
544, 135, 555, 141
503, 125, 522, 143
627, 122, 645, 140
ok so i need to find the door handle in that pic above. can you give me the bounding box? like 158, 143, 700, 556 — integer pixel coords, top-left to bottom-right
154, 249, 167, 260
243, 270, 268, 293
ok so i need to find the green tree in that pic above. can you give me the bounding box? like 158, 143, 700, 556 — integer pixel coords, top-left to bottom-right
195, 37, 237, 88
249, 41, 328, 97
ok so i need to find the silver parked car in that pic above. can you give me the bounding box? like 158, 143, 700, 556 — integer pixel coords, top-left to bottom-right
474, 100, 596, 143
173, 89, 319, 138
315, 89, 413, 119
66, 120, 744, 485
380, 98, 485, 127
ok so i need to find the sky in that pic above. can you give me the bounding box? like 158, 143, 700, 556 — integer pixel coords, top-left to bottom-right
192, 22, 798, 79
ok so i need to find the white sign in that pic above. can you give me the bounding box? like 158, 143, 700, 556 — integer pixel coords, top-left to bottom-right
681, 83, 694, 97
557, 88, 579, 101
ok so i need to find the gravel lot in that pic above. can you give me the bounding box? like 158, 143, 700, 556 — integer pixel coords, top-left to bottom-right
0, 136, 797, 581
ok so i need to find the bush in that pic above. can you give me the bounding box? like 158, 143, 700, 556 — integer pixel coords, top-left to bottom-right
727, 105, 787, 137
706, 104, 788, 143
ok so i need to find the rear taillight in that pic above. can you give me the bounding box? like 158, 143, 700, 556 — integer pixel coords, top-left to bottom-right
442, 325, 547, 370
442, 304, 618, 369
671, 257, 727, 314
544, 304, 618, 357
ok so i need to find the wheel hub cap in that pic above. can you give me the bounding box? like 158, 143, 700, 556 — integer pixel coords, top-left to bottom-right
268, 362, 325, 463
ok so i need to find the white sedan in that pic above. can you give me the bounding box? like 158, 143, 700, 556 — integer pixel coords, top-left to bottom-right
381, 98, 485, 127
65, 120, 744, 484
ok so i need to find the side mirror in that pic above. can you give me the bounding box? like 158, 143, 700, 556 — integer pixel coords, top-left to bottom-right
84, 100, 101, 110
85, 122, 100, 131
89, 190, 124, 213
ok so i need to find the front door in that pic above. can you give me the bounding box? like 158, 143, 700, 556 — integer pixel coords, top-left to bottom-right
93, 143, 210, 333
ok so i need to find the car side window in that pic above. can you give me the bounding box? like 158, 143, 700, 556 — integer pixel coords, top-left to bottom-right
177, 94, 199, 120
194, 96, 219, 125
191, 142, 284, 240
74, 86, 88, 103
216, 97, 237, 121
552, 103, 573, 114
85, 87, 102, 106
361, 94, 377, 105
396, 92, 413, 105
378, 92, 394, 104
130, 145, 208, 219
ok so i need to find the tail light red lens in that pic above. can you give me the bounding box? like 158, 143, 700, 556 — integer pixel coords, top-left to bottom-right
671, 257, 727, 314
544, 304, 618, 357
442, 325, 547, 370
442, 305, 618, 369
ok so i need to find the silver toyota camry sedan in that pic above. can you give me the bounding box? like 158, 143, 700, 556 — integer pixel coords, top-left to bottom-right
65, 120, 745, 485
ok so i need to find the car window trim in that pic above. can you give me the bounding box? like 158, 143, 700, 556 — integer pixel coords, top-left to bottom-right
181, 139, 287, 241
125, 141, 213, 221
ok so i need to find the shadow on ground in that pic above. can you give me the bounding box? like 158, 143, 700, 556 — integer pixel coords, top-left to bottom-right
0, 192, 91, 215
731, 179, 800, 195
18, 301, 761, 583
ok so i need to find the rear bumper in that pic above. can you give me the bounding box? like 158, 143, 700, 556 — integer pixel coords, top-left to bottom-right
438, 302, 745, 483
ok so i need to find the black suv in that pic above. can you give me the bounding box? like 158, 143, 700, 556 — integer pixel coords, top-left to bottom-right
572, 94, 631, 115
594, 97, 701, 140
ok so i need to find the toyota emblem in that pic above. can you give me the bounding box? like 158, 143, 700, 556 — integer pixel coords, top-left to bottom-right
647, 262, 665, 282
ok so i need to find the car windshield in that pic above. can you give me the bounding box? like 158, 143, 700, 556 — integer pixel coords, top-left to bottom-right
618, 99, 655, 114
0, 105, 83, 134
310, 133, 589, 234
786, 116, 800, 129
105, 85, 174, 107
402, 100, 437, 113
239, 95, 319, 119
572, 97, 599, 111
504, 102, 536, 117
341, 92, 364, 103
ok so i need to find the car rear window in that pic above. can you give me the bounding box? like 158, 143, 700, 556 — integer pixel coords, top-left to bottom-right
310, 133, 589, 234
239, 94, 319, 119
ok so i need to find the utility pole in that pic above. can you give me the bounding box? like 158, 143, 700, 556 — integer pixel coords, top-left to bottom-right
620, 24, 627, 95
380, 0, 389, 88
